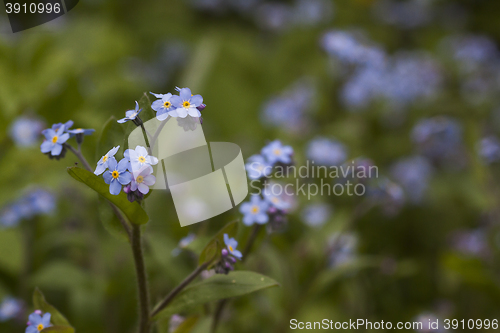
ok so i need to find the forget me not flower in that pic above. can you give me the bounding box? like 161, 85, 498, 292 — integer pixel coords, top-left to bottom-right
170, 87, 203, 118
103, 158, 132, 195
51, 120, 73, 131
9, 117, 44, 147
261, 140, 293, 165
150, 92, 174, 121
240, 195, 269, 226
67, 128, 95, 136
130, 166, 156, 195
95, 146, 120, 175
245, 155, 273, 180
0, 297, 23, 322
125, 146, 159, 173
40, 125, 70, 156
263, 185, 291, 210
26, 311, 51, 333
117, 101, 143, 124
224, 233, 242, 259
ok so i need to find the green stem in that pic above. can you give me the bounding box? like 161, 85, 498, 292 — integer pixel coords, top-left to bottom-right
132, 224, 151, 333
150, 261, 210, 319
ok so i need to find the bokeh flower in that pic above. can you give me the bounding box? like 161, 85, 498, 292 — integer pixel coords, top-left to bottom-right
239, 195, 269, 226
478, 136, 500, 164
306, 137, 347, 166
95, 146, 120, 175
261, 140, 293, 165
150, 92, 174, 121
9, 117, 44, 147
26, 311, 51, 333
245, 154, 273, 180
40, 125, 70, 157
103, 158, 132, 195
301, 203, 332, 227
170, 87, 203, 118
224, 233, 242, 259
0, 297, 23, 322
263, 185, 291, 210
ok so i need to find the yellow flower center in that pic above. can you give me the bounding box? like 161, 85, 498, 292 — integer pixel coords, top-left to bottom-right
273, 149, 281, 155
77, 128, 82, 131
51, 136, 58, 143
251, 206, 259, 214
112, 171, 119, 179
229, 246, 233, 252
37, 324, 44, 331
182, 101, 191, 108
138, 156, 146, 163
272, 197, 279, 204
103, 155, 108, 163
163, 101, 171, 108
136, 175, 144, 183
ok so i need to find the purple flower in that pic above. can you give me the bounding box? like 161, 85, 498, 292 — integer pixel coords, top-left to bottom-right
103, 158, 132, 195
150, 92, 174, 121
95, 146, 120, 175
224, 233, 242, 259
169, 88, 203, 118
261, 140, 293, 165
25, 311, 51, 333
9, 117, 44, 147
130, 166, 156, 195
40, 125, 70, 156
117, 101, 143, 124
239, 195, 269, 226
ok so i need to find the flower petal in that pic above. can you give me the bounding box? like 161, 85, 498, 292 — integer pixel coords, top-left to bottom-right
176, 108, 188, 118
103, 171, 112, 184
41, 313, 51, 326
57, 133, 70, 143
40, 141, 53, 153
94, 163, 107, 176
180, 87, 192, 100
28, 313, 42, 325
151, 100, 165, 112
51, 143, 63, 156
138, 183, 149, 194
156, 112, 169, 121
190, 94, 203, 106
143, 175, 156, 185
135, 146, 148, 157
188, 107, 201, 117
108, 157, 117, 170
118, 171, 132, 185
170, 95, 183, 108
109, 180, 122, 195
117, 158, 130, 172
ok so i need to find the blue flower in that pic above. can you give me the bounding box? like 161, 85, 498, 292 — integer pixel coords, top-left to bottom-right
169, 87, 203, 118
0, 205, 22, 228
150, 92, 174, 121
95, 146, 120, 175
130, 166, 156, 195
478, 136, 500, 164
103, 158, 132, 195
261, 140, 293, 165
239, 195, 269, 226
40, 125, 70, 156
0, 297, 23, 322
263, 184, 292, 210
245, 155, 273, 180
171, 233, 196, 256
117, 101, 143, 124
224, 233, 242, 259
51, 120, 73, 131
390, 155, 433, 204
26, 311, 51, 333
306, 137, 347, 166
9, 117, 44, 147
125, 146, 158, 173
26, 189, 56, 215
67, 128, 95, 136
301, 203, 332, 227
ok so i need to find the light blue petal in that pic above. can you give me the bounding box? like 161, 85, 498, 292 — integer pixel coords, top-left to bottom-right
103, 171, 112, 184
232, 250, 243, 258
224, 233, 229, 245
190, 94, 203, 106
41, 313, 51, 326
51, 143, 63, 156
57, 133, 70, 143
118, 171, 132, 185
149, 92, 164, 98
117, 158, 130, 172
108, 157, 117, 171
26, 326, 38, 333
123, 149, 130, 160
109, 180, 122, 195
176, 108, 188, 118
117, 118, 129, 123
156, 112, 169, 121
42, 128, 56, 140
40, 141, 53, 153
242, 214, 255, 226
239, 202, 252, 214
135, 101, 140, 111
109, 146, 120, 156
151, 100, 165, 112
28, 313, 42, 325
125, 110, 135, 118
255, 213, 269, 224
187, 108, 201, 117
170, 95, 183, 108
180, 88, 192, 100
95, 163, 107, 176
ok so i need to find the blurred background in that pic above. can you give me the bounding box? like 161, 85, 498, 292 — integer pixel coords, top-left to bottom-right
1, 0, 500, 332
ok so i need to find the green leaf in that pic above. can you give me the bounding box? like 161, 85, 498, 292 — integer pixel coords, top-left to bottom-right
42, 326, 75, 333
67, 166, 149, 225
0, 228, 23, 275
33, 288, 72, 327
153, 271, 279, 319
198, 221, 238, 267
95, 116, 126, 162
172, 316, 199, 333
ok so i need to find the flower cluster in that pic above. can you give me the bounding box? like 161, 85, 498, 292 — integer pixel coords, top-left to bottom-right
94, 145, 157, 198
214, 234, 242, 275
150, 87, 205, 121
25, 310, 51, 333
245, 140, 294, 180
40, 120, 95, 159
0, 297, 23, 322
0, 188, 56, 228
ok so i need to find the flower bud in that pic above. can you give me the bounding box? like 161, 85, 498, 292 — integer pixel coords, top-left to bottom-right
221, 248, 229, 257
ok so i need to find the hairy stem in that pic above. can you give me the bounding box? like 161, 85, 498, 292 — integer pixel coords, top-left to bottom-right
132, 224, 151, 333
150, 261, 210, 318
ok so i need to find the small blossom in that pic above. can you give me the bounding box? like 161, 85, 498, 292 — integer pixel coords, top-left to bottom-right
125, 146, 158, 173
263, 185, 291, 210
169, 87, 203, 118
150, 92, 174, 121
301, 203, 332, 227
95, 146, 120, 175
0, 205, 22, 228
130, 166, 156, 195
25, 311, 51, 333
51, 120, 73, 131
9, 117, 44, 147
0, 297, 23, 322
117, 101, 143, 125
261, 140, 293, 165
67, 128, 95, 144
239, 195, 269, 226
478, 136, 500, 164
245, 155, 273, 180
224, 233, 242, 259
40, 125, 70, 157
103, 158, 132, 195
26, 189, 56, 215
306, 137, 347, 166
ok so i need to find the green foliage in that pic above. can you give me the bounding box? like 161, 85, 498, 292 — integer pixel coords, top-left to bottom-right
67, 166, 149, 225
153, 271, 279, 319
41, 326, 75, 333
33, 288, 72, 327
